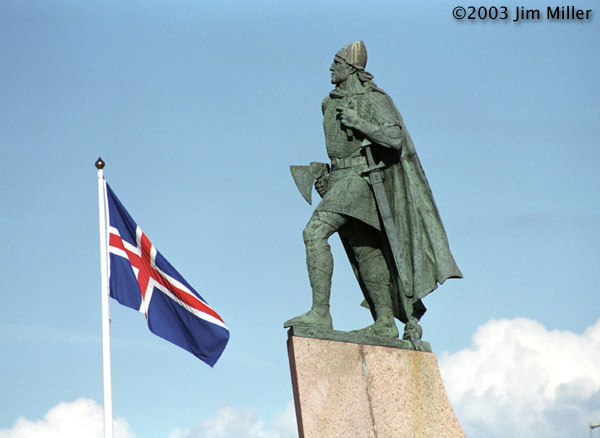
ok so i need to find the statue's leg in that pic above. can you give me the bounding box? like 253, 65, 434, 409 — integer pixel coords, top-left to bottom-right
356, 248, 399, 337
346, 224, 399, 338
283, 211, 347, 330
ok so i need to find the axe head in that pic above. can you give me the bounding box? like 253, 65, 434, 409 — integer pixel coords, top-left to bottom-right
290, 165, 315, 205
290, 162, 329, 205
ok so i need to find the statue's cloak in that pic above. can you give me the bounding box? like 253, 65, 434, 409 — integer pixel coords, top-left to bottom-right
345, 90, 463, 323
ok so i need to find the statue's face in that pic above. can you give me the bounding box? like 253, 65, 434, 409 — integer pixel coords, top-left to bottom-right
330, 58, 351, 85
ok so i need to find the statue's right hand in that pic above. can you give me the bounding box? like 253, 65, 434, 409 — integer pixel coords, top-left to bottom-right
315, 175, 329, 198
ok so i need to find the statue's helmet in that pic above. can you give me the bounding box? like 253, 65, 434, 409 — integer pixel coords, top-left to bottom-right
335, 41, 367, 70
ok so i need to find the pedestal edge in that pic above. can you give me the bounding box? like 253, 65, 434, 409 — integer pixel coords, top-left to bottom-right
287, 326, 431, 352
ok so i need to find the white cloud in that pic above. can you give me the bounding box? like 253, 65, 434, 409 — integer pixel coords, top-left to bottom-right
0, 398, 135, 438
9, 318, 598, 438
271, 402, 297, 437
169, 403, 297, 438
439, 318, 600, 438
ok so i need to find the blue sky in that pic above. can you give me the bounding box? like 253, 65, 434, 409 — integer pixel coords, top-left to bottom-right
1, 1, 599, 437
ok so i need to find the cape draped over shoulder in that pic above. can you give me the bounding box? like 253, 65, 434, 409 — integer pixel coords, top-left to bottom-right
343, 88, 463, 323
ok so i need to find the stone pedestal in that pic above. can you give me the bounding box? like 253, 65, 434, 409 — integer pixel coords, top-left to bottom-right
287, 334, 465, 438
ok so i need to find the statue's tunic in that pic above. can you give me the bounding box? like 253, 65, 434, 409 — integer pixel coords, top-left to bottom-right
314, 87, 398, 231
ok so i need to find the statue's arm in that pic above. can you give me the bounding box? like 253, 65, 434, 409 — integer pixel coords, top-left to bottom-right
339, 93, 403, 150
357, 120, 403, 150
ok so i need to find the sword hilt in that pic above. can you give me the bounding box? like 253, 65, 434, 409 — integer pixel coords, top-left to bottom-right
364, 145, 385, 178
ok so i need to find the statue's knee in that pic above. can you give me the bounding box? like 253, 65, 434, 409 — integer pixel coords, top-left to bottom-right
354, 245, 381, 263
302, 225, 312, 244
303, 226, 326, 248
303, 219, 331, 248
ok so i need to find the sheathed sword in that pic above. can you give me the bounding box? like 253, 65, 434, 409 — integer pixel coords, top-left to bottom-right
363, 145, 425, 350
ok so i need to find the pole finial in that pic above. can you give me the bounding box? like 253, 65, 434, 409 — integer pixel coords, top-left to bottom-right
95, 157, 105, 170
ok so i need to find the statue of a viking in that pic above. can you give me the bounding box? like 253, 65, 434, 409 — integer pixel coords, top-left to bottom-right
284, 41, 462, 350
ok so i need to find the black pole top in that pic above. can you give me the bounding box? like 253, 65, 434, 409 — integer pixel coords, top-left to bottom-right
95, 157, 105, 170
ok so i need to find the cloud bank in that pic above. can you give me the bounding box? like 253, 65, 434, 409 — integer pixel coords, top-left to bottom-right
4, 318, 599, 438
0, 399, 295, 438
0, 398, 135, 438
439, 317, 600, 437
169, 402, 297, 438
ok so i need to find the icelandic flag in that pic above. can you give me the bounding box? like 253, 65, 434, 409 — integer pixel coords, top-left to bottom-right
105, 183, 229, 366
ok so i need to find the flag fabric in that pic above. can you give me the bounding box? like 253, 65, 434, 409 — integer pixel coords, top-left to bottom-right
105, 183, 229, 367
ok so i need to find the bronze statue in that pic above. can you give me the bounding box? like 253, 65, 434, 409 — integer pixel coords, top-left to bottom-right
285, 41, 462, 350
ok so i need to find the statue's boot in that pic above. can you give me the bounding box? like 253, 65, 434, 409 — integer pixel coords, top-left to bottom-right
283, 292, 332, 330
284, 227, 334, 330
352, 305, 398, 338
351, 249, 399, 338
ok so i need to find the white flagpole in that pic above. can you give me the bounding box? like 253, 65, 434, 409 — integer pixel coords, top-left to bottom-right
96, 157, 114, 438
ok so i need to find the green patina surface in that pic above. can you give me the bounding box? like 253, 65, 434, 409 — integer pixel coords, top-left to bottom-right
285, 41, 462, 352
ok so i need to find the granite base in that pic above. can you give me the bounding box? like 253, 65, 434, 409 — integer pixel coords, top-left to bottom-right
287, 334, 465, 438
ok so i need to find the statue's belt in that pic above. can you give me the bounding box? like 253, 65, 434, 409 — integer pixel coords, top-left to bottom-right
330, 155, 367, 171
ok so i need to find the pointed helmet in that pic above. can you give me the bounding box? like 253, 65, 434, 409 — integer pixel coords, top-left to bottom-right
335, 41, 367, 70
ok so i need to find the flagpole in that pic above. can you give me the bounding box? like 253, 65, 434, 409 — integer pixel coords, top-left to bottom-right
96, 157, 114, 438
